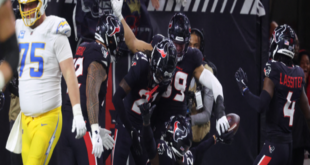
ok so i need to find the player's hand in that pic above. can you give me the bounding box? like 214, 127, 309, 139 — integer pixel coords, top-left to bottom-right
151, 0, 160, 10
91, 124, 104, 158
99, 127, 115, 150
216, 116, 230, 136
215, 130, 234, 145
130, 126, 143, 156
111, 0, 124, 20
72, 104, 87, 139
235, 67, 248, 95
139, 103, 156, 125
176, 0, 187, 7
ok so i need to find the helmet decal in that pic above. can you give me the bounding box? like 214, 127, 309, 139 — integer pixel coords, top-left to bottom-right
173, 121, 188, 142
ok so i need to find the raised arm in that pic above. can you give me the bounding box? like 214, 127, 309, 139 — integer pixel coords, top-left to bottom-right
111, 0, 153, 54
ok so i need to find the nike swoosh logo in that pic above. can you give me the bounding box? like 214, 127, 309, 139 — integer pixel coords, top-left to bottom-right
41, 124, 47, 126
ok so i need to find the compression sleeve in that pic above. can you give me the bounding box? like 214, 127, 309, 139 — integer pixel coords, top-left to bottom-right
143, 125, 157, 159
1, 33, 19, 74
191, 87, 212, 125
198, 68, 223, 101
112, 86, 132, 132
243, 89, 271, 113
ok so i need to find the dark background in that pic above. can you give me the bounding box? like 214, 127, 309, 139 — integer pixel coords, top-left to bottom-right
0, 0, 309, 165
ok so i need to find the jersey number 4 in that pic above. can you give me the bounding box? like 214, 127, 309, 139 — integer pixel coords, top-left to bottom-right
19, 43, 45, 78
162, 71, 188, 102
284, 91, 295, 127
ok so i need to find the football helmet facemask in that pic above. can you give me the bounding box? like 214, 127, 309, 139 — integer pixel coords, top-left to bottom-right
269, 24, 296, 59
150, 39, 178, 86
167, 13, 191, 62
95, 14, 124, 57
18, 0, 47, 27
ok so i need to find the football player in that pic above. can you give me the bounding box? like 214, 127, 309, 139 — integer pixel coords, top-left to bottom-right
0, 0, 20, 90
111, 0, 230, 140
112, 39, 178, 165
13, 0, 87, 164
58, 14, 119, 165
235, 24, 310, 165
139, 104, 234, 165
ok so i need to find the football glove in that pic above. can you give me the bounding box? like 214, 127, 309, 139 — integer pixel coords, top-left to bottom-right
139, 103, 156, 125
130, 126, 143, 156
235, 67, 248, 95
215, 130, 234, 145
99, 127, 115, 150
72, 104, 87, 139
111, 0, 124, 21
214, 96, 230, 136
91, 124, 104, 158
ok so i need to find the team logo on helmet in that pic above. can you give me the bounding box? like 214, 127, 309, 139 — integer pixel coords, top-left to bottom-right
173, 121, 188, 142
106, 16, 120, 37
156, 46, 167, 58
168, 21, 173, 29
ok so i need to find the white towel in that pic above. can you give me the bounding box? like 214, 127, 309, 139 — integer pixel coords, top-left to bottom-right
6, 112, 22, 154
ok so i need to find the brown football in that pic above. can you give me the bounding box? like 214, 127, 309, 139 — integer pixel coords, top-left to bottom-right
226, 113, 240, 135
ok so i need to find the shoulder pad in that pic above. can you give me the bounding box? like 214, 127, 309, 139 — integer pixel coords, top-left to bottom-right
183, 150, 194, 165
131, 52, 148, 66
264, 60, 277, 78
49, 16, 71, 37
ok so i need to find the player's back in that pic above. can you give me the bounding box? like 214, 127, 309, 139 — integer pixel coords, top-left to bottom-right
64, 41, 110, 120
264, 60, 304, 143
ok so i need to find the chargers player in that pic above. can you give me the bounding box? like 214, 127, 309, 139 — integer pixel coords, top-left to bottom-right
0, 0, 20, 89
58, 14, 118, 165
111, 0, 230, 139
235, 25, 310, 165
112, 39, 178, 165
14, 0, 87, 164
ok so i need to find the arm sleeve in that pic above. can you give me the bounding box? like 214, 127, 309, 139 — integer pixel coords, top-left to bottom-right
199, 68, 223, 100
1, 33, 19, 73
143, 125, 157, 159
54, 35, 73, 63
112, 86, 132, 132
191, 87, 212, 125
243, 89, 271, 113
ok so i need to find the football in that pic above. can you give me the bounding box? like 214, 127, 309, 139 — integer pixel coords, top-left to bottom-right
226, 113, 240, 135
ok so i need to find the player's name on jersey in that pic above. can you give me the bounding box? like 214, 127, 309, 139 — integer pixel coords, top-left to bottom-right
279, 73, 303, 88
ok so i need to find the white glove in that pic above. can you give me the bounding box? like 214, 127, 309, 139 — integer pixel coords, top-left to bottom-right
71, 104, 87, 139
216, 116, 230, 136
176, 0, 187, 7
99, 127, 115, 150
91, 124, 104, 158
111, 0, 124, 21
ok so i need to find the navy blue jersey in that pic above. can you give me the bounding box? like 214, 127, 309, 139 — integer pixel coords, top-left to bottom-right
264, 60, 304, 143
123, 52, 159, 127
152, 47, 203, 125
146, 140, 193, 165
64, 41, 110, 120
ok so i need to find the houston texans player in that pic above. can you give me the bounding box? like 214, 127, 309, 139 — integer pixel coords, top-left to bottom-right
112, 39, 178, 165
58, 14, 121, 165
139, 104, 235, 165
111, 0, 229, 139
0, 0, 19, 91
235, 24, 310, 165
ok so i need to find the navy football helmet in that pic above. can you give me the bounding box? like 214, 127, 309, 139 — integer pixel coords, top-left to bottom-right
150, 39, 178, 85
269, 24, 296, 59
95, 14, 124, 57
164, 115, 192, 158
167, 13, 191, 62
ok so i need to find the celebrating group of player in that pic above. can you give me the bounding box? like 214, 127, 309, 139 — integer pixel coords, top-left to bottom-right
1, 0, 310, 164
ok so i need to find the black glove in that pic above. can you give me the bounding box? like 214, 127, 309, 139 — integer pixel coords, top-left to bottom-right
215, 130, 234, 145
139, 103, 156, 125
235, 67, 248, 95
157, 81, 170, 95
129, 126, 143, 156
